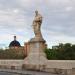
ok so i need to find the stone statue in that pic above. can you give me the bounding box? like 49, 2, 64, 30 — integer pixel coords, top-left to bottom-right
32, 10, 43, 38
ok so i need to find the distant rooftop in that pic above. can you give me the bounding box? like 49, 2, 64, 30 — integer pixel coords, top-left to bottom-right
9, 36, 21, 47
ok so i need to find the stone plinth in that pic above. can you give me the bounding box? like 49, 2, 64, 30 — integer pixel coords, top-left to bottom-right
23, 37, 47, 70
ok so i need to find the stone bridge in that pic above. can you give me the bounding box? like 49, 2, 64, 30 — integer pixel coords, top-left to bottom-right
0, 60, 75, 75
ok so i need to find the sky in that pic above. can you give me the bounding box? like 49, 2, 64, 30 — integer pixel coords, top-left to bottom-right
0, 0, 75, 48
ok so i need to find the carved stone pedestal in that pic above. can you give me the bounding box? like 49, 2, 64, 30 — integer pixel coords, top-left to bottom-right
23, 38, 47, 70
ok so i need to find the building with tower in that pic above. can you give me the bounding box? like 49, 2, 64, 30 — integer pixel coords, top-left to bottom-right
9, 36, 30, 56
9, 36, 21, 48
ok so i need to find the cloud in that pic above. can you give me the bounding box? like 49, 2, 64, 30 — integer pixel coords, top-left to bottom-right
0, 0, 75, 48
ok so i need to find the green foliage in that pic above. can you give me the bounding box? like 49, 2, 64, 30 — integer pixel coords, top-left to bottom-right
44, 48, 57, 59
45, 43, 75, 60
0, 48, 26, 59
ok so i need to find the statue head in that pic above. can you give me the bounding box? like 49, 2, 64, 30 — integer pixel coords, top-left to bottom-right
35, 10, 38, 16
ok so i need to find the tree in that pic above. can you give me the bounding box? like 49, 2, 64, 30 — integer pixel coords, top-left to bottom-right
45, 43, 75, 60
44, 48, 57, 59
0, 48, 26, 59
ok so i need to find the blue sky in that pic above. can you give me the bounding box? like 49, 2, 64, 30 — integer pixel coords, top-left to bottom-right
0, 0, 75, 48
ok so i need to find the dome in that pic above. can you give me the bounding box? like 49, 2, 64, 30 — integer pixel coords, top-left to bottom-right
9, 36, 21, 47
9, 40, 21, 47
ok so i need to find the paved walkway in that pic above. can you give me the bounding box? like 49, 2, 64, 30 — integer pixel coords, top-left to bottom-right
0, 69, 58, 75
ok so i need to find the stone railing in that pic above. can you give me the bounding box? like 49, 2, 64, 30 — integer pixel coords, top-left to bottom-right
0, 60, 24, 69
0, 60, 75, 75
45, 60, 75, 75
46, 60, 75, 69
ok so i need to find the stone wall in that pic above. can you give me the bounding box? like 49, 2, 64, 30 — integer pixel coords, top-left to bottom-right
45, 60, 75, 75
46, 60, 75, 69
0, 60, 23, 69
0, 60, 75, 75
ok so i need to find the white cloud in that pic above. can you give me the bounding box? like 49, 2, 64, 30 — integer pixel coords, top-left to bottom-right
65, 6, 73, 12
0, 0, 75, 48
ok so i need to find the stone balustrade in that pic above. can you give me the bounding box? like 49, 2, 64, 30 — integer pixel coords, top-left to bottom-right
0, 60, 74, 75
0, 60, 24, 70
47, 60, 75, 69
